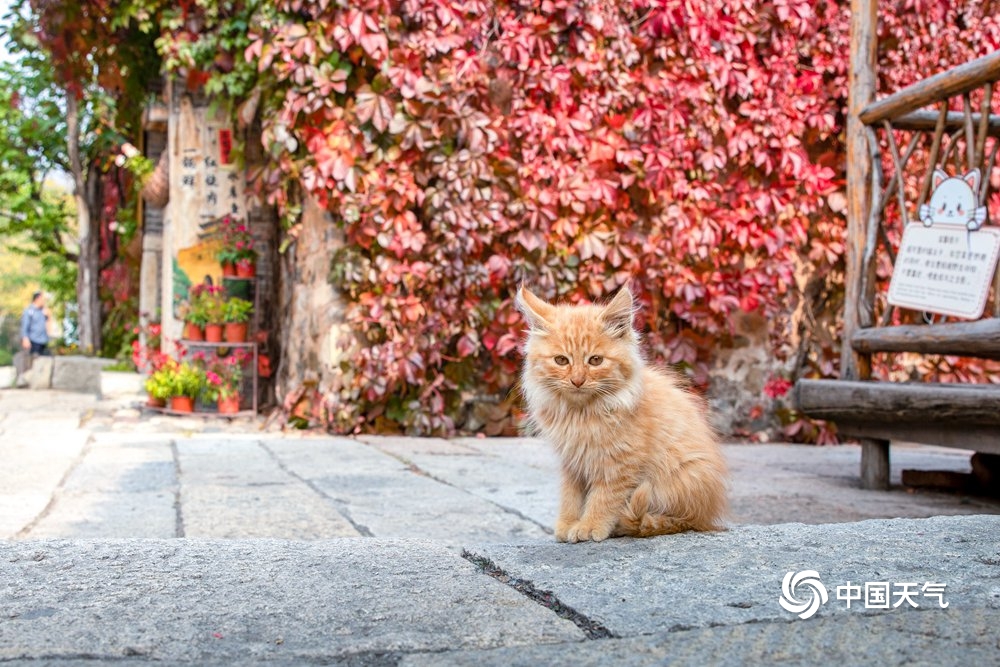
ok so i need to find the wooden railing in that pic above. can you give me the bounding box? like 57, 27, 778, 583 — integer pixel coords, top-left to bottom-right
798, 0, 1000, 490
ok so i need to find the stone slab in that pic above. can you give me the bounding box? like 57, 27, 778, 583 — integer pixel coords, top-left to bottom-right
0, 393, 92, 538
175, 439, 360, 539
466, 515, 1000, 637
349, 437, 1000, 534
23, 356, 53, 390
402, 607, 1000, 666
26, 491, 178, 539
51, 356, 105, 395
100, 370, 146, 398
453, 437, 561, 470
388, 449, 559, 531
358, 434, 482, 457
0, 539, 584, 663
60, 436, 176, 494
724, 442, 1000, 524
264, 437, 550, 543
21, 434, 177, 539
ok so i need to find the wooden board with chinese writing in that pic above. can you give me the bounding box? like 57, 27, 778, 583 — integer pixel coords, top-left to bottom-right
166, 97, 248, 320
162, 94, 250, 343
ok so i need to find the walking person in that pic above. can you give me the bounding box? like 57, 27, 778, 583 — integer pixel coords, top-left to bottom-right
20, 291, 51, 357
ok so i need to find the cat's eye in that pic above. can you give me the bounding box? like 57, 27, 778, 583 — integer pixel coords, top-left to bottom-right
588, 355, 604, 366
554, 355, 570, 366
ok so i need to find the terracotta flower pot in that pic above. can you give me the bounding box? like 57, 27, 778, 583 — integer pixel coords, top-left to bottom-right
217, 395, 241, 414
170, 396, 194, 413
221, 261, 237, 277
204, 323, 224, 343
147, 396, 166, 408
236, 261, 256, 278
224, 322, 248, 343
184, 321, 205, 341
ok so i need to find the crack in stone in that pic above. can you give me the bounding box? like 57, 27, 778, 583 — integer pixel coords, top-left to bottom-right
14, 434, 94, 539
365, 444, 553, 535
461, 551, 615, 640
257, 441, 374, 537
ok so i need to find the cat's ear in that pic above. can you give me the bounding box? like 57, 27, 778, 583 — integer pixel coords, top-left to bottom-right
963, 168, 981, 193
933, 168, 948, 190
601, 284, 635, 338
516, 286, 555, 332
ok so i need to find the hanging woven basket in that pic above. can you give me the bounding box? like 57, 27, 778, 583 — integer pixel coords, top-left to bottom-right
141, 151, 170, 208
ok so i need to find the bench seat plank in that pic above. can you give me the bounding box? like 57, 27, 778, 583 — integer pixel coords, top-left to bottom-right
793, 379, 1000, 452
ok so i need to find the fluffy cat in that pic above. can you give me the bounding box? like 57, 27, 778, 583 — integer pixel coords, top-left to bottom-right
516, 284, 728, 542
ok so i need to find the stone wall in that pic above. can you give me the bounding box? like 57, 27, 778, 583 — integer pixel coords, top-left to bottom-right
138, 129, 166, 331
706, 311, 784, 440
276, 196, 350, 398
138, 84, 278, 405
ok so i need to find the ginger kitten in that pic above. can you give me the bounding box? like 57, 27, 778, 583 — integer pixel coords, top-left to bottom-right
516, 285, 728, 542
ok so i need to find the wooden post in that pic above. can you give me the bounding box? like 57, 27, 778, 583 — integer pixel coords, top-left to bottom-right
843, 0, 877, 382
862, 440, 892, 490
845, 0, 890, 489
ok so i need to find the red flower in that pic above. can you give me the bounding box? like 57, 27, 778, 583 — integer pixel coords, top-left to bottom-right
764, 377, 794, 399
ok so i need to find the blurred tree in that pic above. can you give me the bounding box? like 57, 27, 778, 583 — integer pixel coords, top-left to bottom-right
0, 30, 78, 348
1, 0, 159, 354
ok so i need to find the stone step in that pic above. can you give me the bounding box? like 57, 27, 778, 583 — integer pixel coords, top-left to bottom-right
2, 515, 998, 664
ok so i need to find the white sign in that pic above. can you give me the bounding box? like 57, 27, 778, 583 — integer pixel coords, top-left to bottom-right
887, 223, 1000, 319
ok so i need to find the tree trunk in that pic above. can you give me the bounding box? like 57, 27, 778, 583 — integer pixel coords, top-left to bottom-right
66, 90, 101, 354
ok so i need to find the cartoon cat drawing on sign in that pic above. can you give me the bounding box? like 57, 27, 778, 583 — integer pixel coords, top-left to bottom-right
918, 168, 987, 230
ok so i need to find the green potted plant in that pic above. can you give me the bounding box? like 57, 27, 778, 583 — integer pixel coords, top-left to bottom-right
222, 297, 253, 342
179, 299, 207, 341
194, 285, 226, 343
168, 362, 204, 413
143, 359, 176, 408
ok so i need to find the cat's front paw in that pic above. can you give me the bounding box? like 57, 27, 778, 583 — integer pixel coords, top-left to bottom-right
554, 520, 574, 542
566, 520, 612, 543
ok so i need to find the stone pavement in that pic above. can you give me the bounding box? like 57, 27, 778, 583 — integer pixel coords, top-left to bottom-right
2, 384, 1000, 664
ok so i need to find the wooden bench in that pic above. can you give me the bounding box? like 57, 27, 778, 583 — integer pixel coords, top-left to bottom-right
793, 4, 1000, 490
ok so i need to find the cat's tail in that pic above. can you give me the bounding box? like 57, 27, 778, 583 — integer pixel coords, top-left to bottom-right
617, 512, 693, 537
617, 479, 726, 537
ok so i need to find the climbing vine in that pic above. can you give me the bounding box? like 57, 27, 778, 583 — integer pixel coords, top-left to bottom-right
28, 0, 1000, 435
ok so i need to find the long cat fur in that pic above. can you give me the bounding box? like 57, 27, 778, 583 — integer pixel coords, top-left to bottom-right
516, 284, 728, 542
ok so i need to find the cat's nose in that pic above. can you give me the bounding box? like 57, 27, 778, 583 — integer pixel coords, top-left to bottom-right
571, 377, 585, 388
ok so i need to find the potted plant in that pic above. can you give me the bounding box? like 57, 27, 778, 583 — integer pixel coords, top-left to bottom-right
222, 297, 253, 342
168, 362, 204, 413
217, 236, 239, 277
183, 284, 225, 341
235, 256, 256, 278
193, 284, 226, 343
144, 359, 176, 408
131, 320, 168, 373
200, 352, 245, 414
216, 216, 256, 278
178, 299, 206, 341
